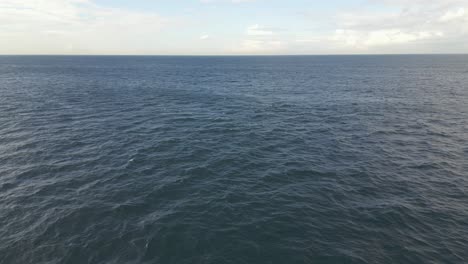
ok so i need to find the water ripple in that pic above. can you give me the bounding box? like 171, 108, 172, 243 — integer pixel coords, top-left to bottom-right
0, 55, 467, 264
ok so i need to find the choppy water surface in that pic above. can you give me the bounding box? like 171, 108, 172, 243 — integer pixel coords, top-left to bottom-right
0, 55, 467, 264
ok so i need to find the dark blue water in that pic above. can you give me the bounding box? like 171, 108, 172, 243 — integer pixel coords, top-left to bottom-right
0, 55, 467, 264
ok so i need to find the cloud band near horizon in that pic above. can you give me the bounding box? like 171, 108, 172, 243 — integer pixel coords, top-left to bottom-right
0, 0, 467, 55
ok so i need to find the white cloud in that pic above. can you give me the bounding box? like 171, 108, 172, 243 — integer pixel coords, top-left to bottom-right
323, 0, 468, 52
439, 7, 466, 22
332, 29, 444, 49
233, 1, 468, 54
0, 0, 467, 54
246, 24, 274, 36
200, 34, 210, 40
200, 0, 255, 3
235, 39, 284, 54
231, 24, 284, 54
0, 0, 170, 54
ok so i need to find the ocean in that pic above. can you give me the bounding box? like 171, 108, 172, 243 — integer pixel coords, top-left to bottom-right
0, 55, 467, 264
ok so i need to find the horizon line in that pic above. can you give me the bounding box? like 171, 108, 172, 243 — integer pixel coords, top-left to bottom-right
0, 53, 467, 57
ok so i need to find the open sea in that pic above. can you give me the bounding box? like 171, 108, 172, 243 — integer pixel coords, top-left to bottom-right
0, 55, 467, 264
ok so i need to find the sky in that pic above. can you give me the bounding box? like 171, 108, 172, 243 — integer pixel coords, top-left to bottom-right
0, 0, 467, 55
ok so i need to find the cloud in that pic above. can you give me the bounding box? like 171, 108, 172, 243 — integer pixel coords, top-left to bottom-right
0, 0, 467, 54
231, 1, 468, 54
238, 39, 283, 53
0, 0, 170, 54
200, 34, 210, 40
325, 0, 468, 51
247, 24, 274, 36
232, 24, 284, 54
439, 7, 466, 22
332, 29, 444, 49
200, 0, 255, 4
